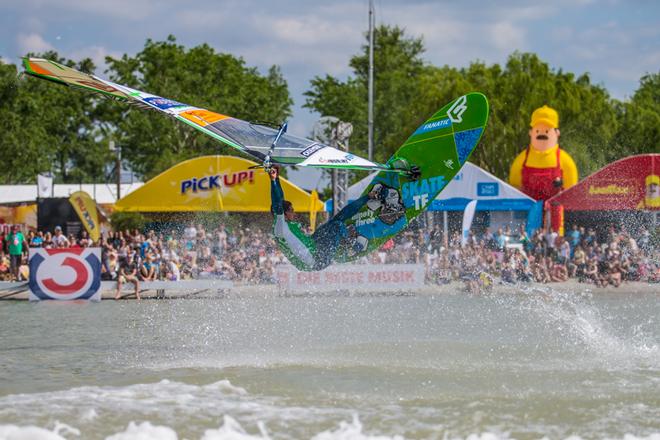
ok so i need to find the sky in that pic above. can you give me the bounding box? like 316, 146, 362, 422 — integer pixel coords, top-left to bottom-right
0, 0, 658, 189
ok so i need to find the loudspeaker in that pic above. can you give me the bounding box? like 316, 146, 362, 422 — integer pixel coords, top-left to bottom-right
37, 198, 81, 236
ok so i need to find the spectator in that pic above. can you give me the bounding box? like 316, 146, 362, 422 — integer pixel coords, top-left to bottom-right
573, 245, 587, 281
30, 231, 44, 247
140, 253, 157, 281
115, 255, 140, 300
569, 224, 581, 249
4, 225, 28, 281
1, 216, 656, 290
52, 226, 70, 248
0, 253, 11, 281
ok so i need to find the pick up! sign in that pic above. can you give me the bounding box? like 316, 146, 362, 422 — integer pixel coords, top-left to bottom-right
181, 170, 255, 194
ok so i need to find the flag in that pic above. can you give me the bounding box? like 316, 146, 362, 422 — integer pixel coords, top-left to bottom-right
461, 199, 477, 247
37, 174, 53, 198
69, 191, 101, 242
309, 190, 319, 232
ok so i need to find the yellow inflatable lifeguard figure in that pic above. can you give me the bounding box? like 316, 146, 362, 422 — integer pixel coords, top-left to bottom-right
509, 105, 578, 200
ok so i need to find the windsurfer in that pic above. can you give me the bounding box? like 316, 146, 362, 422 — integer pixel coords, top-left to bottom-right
269, 166, 383, 271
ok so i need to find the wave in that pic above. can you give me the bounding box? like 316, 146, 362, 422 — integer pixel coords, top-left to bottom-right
1, 417, 658, 440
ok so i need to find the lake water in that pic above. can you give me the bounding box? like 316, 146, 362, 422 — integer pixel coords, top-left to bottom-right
0, 287, 658, 439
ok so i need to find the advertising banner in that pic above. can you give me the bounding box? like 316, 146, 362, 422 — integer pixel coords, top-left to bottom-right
37, 174, 53, 198
548, 154, 659, 211
69, 191, 100, 242
275, 263, 425, 293
461, 199, 477, 246
28, 248, 102, 301
114, 155, 325, 213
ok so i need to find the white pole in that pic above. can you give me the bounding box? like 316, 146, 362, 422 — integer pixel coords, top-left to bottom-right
443, 211, 448, 248
367, 0, 374, 162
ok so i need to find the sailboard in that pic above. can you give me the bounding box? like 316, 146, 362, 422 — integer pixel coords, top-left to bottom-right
22, 57, 387, 172
334, 92, 489, 263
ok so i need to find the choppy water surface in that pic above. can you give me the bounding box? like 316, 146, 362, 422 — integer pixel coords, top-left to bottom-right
0, 288, 658, 440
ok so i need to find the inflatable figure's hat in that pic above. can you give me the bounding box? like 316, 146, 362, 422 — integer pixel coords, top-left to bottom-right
530, 105, 559, 128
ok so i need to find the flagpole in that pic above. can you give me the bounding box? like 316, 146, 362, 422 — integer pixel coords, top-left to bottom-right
367, 0, 374, 162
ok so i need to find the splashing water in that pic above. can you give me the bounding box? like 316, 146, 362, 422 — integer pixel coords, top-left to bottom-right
0, 289, 658, 439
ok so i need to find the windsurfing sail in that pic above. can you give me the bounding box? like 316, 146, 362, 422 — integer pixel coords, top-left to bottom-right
22, 58, 386, 171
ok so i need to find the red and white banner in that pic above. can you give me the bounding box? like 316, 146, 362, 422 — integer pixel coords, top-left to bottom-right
275, 263, 425, 293
28, 248, 102, 301
547, 154, 659, 211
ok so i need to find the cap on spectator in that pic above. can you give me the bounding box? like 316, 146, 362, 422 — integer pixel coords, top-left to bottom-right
55, 225, 62, 231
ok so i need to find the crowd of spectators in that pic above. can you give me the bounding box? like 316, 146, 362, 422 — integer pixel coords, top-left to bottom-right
2, 220, 659, 291
419, 224, 659, 291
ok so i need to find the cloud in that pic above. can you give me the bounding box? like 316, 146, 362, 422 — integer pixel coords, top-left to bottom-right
17, 33, 54, 55
177, 11, 228, 30
489, 21, 527, 52
2, 0, 657, 129
19, 0, 158, 21
66, 45, 123, 72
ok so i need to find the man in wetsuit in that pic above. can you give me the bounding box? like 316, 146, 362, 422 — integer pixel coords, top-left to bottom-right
269, 166, 381, 271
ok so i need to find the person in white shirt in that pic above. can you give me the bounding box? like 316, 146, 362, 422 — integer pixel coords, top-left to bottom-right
183, 222, 197, 241
52, 226, 70, 248
544, 229, 558, 252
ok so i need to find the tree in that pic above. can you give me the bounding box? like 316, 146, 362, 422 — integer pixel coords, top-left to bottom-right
439, 52, 620, 178
104, 35, 293, 179
613, 72, 660, 157
304, 27, 628, 180
0, 54, 111, 183
305, 25, 428, 164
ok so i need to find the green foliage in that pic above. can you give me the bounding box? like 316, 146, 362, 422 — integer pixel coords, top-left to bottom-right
1, 30, 657, 189
110, 211, 146, 232
0, 54, 111, 183
105, 35, 293, 179
305, 26, 428, 164
0, 36, 292, 184
613, 72, 660, 157
304, 26, 653, 180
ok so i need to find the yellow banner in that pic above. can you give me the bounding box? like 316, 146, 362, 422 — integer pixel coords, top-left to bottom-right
309, 190, 319, 232
69, 191, 100, 242
115, 155, 326, 213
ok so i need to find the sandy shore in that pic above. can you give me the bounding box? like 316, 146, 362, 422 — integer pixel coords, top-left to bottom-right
0, 279, 658, 300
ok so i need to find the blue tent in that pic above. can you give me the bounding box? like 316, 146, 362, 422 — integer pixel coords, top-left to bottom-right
427, 162, 542, 235
328, 162, 543, 234
428, 162, 535, 211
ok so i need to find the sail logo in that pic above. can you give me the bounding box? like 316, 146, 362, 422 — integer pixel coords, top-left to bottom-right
29, 248, 101, 301
301, 143, 324, 157
318, 153, 355, 164
414, 118, 451, 136
402, 176, 447, 209
447, 95, 468, 123
144, 96, 186, 110
181, 170, 255, 194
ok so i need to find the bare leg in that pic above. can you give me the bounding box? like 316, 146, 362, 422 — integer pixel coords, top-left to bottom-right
115, 279, 123, 300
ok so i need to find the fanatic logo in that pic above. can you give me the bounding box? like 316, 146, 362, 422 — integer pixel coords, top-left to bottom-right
447, 95, 468, 123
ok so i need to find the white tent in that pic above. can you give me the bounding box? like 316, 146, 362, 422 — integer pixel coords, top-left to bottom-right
325, 162, 535, 212
428, 162, 535, 212
0, 183, 143, 205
